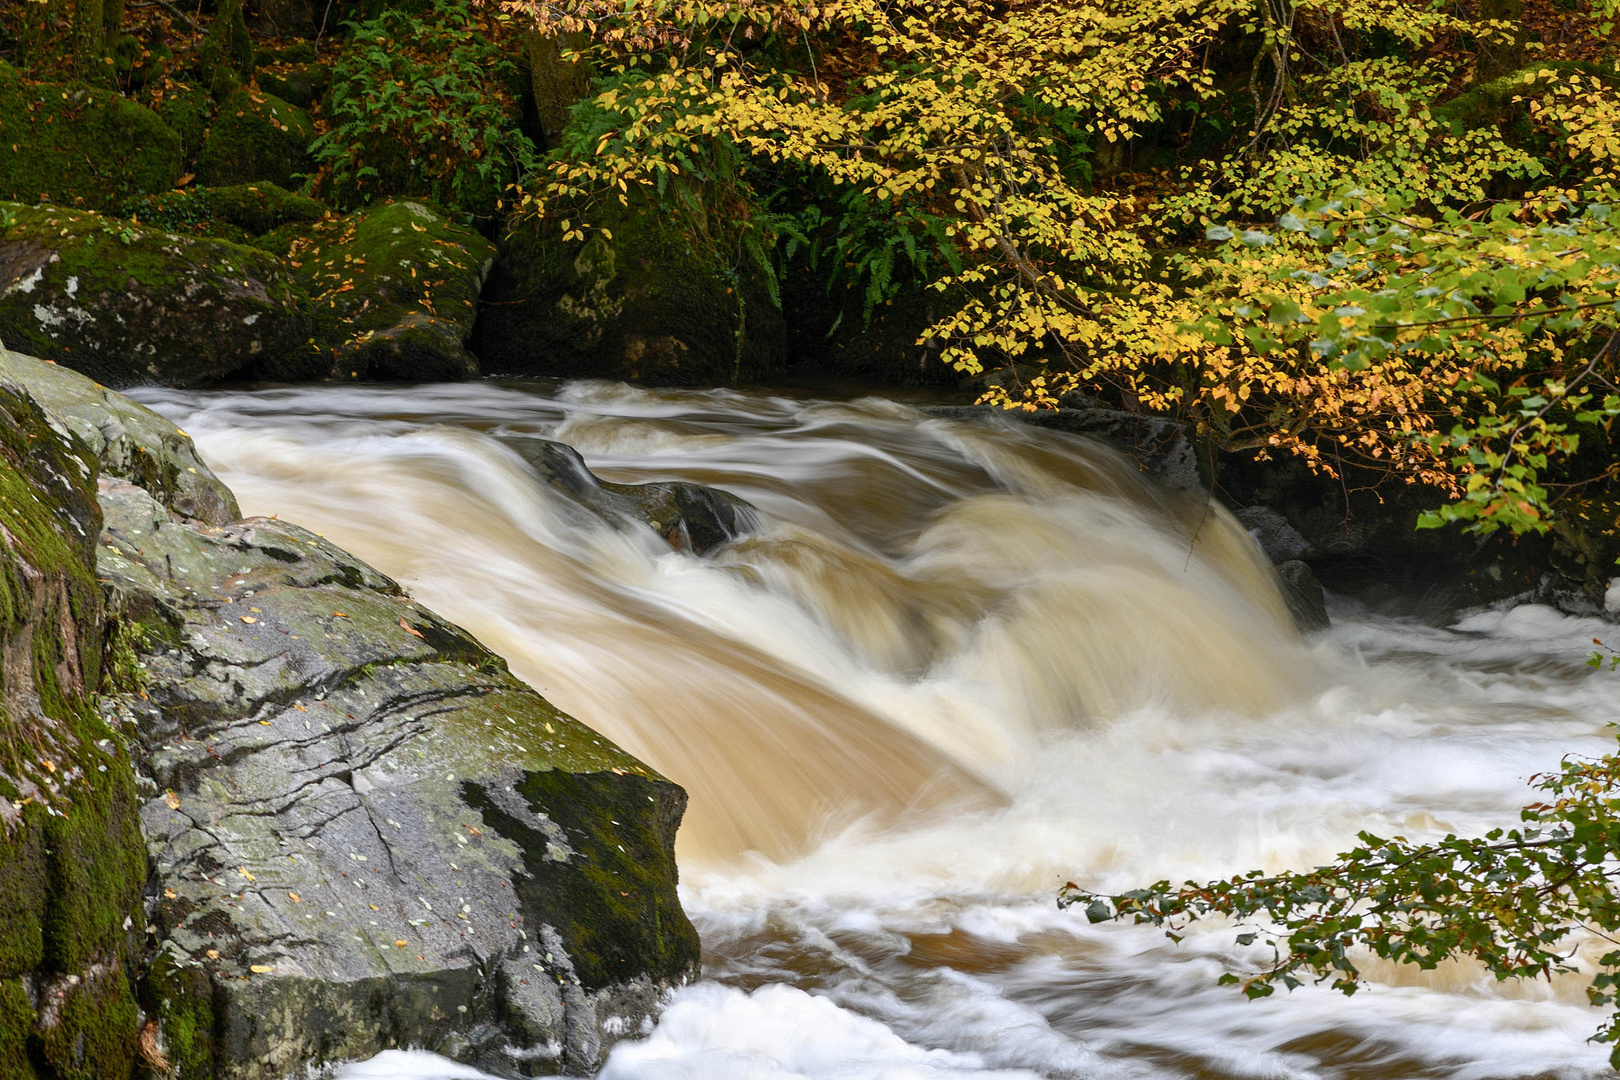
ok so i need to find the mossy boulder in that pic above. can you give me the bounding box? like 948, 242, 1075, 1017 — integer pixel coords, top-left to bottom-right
155, 84, 215, 161
476, 196, 788, 386
0, 62, 182, 211
257, 62, 332, 110
122, 181, 328, 245
0, 383, 148, 1080
194, 89, 314, 189
0, 203, 315, 387
292, 199, 495, 380
196, 0, 254, 98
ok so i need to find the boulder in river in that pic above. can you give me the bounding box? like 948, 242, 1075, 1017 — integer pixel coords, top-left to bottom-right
289, 200, 496, 381
2, 349, 702, 1077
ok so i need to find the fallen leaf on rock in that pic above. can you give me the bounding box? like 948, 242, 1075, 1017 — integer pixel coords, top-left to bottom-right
249, 964, 273, 974
399, 618, 424, 638
238, 867, 256, 883
205, 949, 219, 959
394, 940, 408, 948
332, 611, 349, 618
241, 616, 257, 624
164, 790, 180, 810
288, 893, 302, 903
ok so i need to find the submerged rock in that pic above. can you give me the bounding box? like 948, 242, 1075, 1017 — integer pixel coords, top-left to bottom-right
0, 382, 149, 1080
503, 435, 757, 555
0, 203, 313, 388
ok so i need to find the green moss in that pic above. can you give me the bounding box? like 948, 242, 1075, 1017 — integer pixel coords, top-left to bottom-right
477, 193, 787, 386
465, 769, 699, 992
122, 182, 327, 241
194, 89, 314, 189
0, 978, 39, 1080
143, 947, 216, 1080
155, 85, 215, 161
286, 199, 493, 380
36, 961, 139, 1080
0, 62, 182, 211
0, 810, 46, 977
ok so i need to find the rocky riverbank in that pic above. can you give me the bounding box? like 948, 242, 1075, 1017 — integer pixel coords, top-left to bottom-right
0, 348, 701, 1078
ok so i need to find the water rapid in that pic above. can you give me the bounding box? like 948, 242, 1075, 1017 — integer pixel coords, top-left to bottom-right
134, 379, 1620, 1080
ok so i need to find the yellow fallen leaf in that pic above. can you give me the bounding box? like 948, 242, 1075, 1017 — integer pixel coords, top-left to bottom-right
241, 616, 257, 624
164, 790, 180, 810
294, 704, 308, 712
288, 893, 302, 903
332, 611, 349, 619
393, 940, 408, 948
41, 759, 54, 773
164, 887, 177, 899
238, 867, 256, 883
399, 618, 424, 639
249, 964, 273, 974
205, 949, 219, 959
259, 720, 271, 726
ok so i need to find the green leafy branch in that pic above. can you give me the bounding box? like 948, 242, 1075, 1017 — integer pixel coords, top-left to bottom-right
1062, 725, 1620, 1066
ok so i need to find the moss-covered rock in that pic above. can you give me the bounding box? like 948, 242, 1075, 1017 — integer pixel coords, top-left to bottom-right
291, 199, 495, 380
0, 202, 315, 387
154, 84, 215, 162
0, 62, 182, 211
257, 62, 331, 110
122, 181, 328, 245
0, 384, 147, 1080
196, 0, 254, 98
476, 195, 788, 386
194, 89, 314, 190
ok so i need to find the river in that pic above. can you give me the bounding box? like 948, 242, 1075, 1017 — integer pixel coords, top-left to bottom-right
133, 378, 1620, 1080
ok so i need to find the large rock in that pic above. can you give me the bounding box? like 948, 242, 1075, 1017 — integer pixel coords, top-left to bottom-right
290, 200, 496, 381
0, 203, 314, 388
195, 89, 314, 190
476, 196, 788, 386
100, 482, 699, 1077
0, 349, 239, 525
0, 384, 149, 1080
0, 63, 183, 211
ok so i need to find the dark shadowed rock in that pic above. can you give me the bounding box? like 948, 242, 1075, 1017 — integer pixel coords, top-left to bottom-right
502, 435, 757, 555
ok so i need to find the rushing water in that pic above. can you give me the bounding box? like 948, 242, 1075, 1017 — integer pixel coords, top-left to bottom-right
134, 379, 1620, 1080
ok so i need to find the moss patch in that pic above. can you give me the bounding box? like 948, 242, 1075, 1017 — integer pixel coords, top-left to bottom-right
122, 182, 328, 245
0, 62, 182, 211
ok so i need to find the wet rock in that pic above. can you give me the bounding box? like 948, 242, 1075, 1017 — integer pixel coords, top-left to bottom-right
925, 403, 1208, 495
195, 89, 314, 190
476, 197, 788, 386
0, 385, 148, 1080
101, 482, 699, 1077
1275, 559, 1330, 633
0, 348, 239, 526
0, 203, 314, 388
1235, 505, 1313, 563
0, 63, 182, 211
503, 435, 757, 555
289, 200, 496, 381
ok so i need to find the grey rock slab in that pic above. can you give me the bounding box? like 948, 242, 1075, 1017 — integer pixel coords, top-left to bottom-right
0, 346, 239, 525
96, 479, 698, 1078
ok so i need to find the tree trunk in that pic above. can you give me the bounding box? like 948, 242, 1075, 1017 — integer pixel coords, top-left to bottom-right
527, 30, 590, 151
